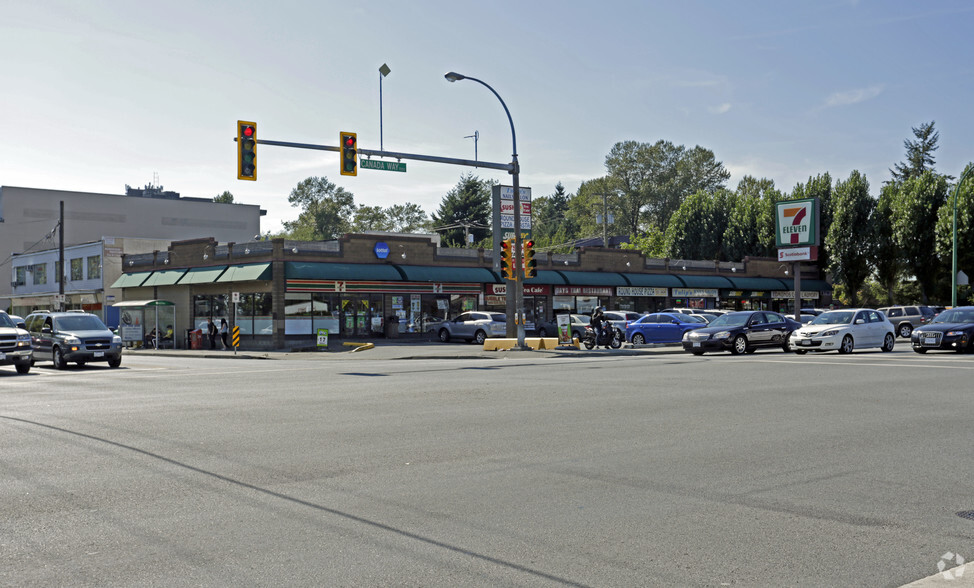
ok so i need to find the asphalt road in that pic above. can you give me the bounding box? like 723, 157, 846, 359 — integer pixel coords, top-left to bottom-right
2, 348, 972, 586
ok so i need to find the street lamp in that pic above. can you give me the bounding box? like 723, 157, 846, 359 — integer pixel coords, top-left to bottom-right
445, 71, 527, 348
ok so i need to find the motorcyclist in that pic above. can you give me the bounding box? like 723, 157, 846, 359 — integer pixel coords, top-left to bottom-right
590, 307, 608, 344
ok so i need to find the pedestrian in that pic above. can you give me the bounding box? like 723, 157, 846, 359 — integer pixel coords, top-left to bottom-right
207, 318, 217, 349
220, 318, 229, 350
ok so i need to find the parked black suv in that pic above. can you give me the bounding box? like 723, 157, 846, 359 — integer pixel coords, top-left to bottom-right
24, 311, 122, 369
0, 311, 33, 374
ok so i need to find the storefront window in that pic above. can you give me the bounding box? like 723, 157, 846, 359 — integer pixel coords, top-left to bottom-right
71, 258, 84, 281
33, 263, 47, 286
87, 255, 101, 279
193, 294, 229, 331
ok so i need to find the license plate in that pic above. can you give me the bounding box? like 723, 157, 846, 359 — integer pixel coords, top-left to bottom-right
94, 351, 105, 358
799, 340, 811, 346
692, 342, 700, 348
924, 337, 937, 345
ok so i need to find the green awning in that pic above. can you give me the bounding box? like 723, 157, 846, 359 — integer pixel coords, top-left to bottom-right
216, 263, 272, 283
395, 265, 499, 283
556, 270, 628, 286
285, 261, 403, 281
778, 278, 833, 291
179, 266, 228, 284
110, 271, 152, 289
726, 276, 789, 290
622, 273, 684, 288
141, 269, 187, 287
112, 299, 175, 308
677, 274, 735, 289
526, 270, 568, 285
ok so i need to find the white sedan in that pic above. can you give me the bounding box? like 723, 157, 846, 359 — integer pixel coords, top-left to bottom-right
789, 308, 896, 354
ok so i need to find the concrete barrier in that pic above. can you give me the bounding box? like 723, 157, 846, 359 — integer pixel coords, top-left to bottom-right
482, 337, 573, 351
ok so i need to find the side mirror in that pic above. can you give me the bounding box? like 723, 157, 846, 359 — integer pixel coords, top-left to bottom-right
855, 318, 865, 324
42, 326, 52, 334
16, 321, 26, 329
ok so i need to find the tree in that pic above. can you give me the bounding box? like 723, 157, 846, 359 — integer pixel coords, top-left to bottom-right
890, 121, 940, 183
889, 171, 949, 303
431, 173, 493, 247
385, 203, 429, 233
935, 163, 974, 298
351, 206, 392, 232
722, 176, 781, 261
533, 182, 579, 248
872, 184, 901, 304
282, 176, 355, 240
827, 171, 875, 306
664, 189, 731, 260
213, 191, 234, 203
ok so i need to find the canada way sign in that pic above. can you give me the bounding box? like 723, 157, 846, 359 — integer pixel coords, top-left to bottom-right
360, 159, 406, 172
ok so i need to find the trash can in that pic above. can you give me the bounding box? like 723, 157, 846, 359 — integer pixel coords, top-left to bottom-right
385, 316, 400, 338
189, 329, 203, 350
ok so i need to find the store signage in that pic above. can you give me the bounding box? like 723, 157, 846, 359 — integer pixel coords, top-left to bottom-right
727, 290, 745, 297
374, 242, 390, 259
487, 284, 550, 296
616, 286, 668, 297
672, 288, 718, 298
775, 198, 819, 247
772, 291, 820, 300
778, 246, 818, 262
554, 286, 614, 296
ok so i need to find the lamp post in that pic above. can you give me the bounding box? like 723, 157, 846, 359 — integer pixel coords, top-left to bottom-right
445, 72, 527, 348
952, 165, 972, 308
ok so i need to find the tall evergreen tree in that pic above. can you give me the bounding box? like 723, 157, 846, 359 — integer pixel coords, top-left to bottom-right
890, 171, 949, 303
431, 173, 493, 247
872, 184, 901, 304
890, 121, 940, 183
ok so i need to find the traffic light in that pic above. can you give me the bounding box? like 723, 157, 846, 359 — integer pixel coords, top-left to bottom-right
500, 238, 516, 280
523, 239, 537, 278
237, 121, 257, 181
340, 132, 357, 176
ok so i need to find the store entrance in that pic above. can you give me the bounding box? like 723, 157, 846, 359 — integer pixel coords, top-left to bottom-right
340, 295, 384, 337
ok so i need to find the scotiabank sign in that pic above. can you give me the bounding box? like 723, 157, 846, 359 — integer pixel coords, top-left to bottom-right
487, 284, 550, 296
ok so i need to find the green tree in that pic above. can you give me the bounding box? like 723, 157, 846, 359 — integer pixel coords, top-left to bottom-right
567, 177, 621, 244
890, 171, 949, 303
722, 176, 781, 261
935, 163, 974, 298
351, 206, 392, 232
827, 171, 875, 307
890, 121, 940, 183
213, 191, 234, 203
620, 228, 666, 258
533, 182, 579, 248
664, 189, 731, 260
431, 173, 493, 247
872, 184, 902, 304
385, 203, 429, 233
282, 176, 355, 240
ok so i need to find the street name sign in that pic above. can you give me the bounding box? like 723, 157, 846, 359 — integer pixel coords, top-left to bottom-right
361, 159, 406, 172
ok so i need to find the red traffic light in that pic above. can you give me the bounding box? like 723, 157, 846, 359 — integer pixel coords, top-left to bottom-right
242, 126, 254, 138
344, 135, 355, 147
523, 239, 534, 248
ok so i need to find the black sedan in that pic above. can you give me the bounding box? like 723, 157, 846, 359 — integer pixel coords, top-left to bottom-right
682, 310, 801, 355
910, 306, 974, 353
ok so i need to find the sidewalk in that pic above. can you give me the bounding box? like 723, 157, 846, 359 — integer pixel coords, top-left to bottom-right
125, 340, 687, 361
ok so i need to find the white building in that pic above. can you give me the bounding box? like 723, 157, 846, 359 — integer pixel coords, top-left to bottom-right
0, 186, 265, 311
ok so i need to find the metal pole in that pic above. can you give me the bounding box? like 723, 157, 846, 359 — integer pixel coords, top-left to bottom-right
793, 261, 801, 321
379, 71, 383, 152
59, 201, 64, 310
952, 165, 971, 308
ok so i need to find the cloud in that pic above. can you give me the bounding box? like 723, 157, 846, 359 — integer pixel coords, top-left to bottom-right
823, 85, 884, 108
708, 103, 732, 115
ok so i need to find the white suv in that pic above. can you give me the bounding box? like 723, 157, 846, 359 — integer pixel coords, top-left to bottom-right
0, 311, 33, 374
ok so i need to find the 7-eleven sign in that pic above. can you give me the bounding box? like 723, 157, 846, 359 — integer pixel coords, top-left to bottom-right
775, 198, 819, 248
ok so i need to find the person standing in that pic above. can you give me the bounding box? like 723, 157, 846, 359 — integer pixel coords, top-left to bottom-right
207, 318, 217, 350
220, 318, 229, 350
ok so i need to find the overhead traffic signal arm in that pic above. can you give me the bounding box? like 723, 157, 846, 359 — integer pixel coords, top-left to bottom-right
237, 121, 257, 181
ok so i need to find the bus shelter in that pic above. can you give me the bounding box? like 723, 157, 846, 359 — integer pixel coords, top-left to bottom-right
112, 300, 176, 349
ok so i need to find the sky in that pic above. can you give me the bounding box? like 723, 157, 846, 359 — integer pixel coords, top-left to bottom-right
3, 1, 973, 235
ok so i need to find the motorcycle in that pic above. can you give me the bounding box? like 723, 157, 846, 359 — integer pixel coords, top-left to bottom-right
582, 320, 622, 350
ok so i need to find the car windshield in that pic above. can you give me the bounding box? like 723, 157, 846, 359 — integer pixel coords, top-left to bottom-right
54, 315, 108, 331
932, 309, 974, 324
684, 315, 706, 323
708, 313, 749, 327
810, 311, 855, 325
489, 313, 506, 322
0, 314, 14, 328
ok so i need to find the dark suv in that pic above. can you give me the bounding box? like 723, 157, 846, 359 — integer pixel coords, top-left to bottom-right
25, 311, 122, 369
877, 305, 935, 338
0, 311, 33, 374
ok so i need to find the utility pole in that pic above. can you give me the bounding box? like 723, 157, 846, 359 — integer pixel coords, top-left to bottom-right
601, 193, 609, 248
58, 201, 64, 310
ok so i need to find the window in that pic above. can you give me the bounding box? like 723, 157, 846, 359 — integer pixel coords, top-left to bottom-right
887, 308, 903, 317
87, 255, 101, 279
33, 264, 47, 285
54, 261, 61, 283
71, 258, 83, 281
14, 266, 26, 286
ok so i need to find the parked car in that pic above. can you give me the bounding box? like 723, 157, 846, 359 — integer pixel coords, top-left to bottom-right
660, 308, 696, 315
682, 311, 800, 355
24, 311, 123, 369
910, 306, 974, 353
789, 308, 895, 354
688, 313, 718, 324
877, 305, 935, 338
0, 310, 33, 374
602, 311, 643, 339
535, 314, 590, 340
626, 312, 705, 345
436, 312, 506, 344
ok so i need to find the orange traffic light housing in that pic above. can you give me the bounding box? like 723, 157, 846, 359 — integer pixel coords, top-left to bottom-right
237, 121, 257, 180
500, 238, 516, 280
523, 239, 537, 278
340, 132, 357, 176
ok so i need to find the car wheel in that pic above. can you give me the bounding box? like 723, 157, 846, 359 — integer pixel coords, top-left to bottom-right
108, 356, 122, 368
881, 333, 895, 352
474, 330, 487, 345
898, 323, 913, 338
691, 351, 704, 356
632, 333, 646, 345
731, 335, 748, 355
838, 335, 854, 354
745, 347, 757, 354
15, 362, 30, 374
438, 328, 451, 343
572, 330, 583, 341
794, 349, 808, 355
52, 347, 67, 370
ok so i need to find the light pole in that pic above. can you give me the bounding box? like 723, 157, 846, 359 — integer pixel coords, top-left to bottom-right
952, 164, 972, 307
445, 72, 527, 348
